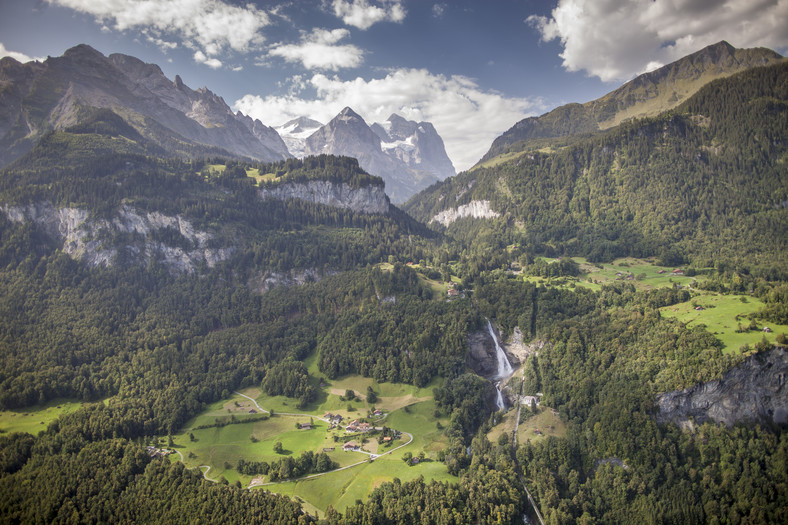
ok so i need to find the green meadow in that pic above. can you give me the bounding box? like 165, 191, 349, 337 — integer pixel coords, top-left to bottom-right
171, 375, 456, 516
0, 399, 87, 435
660, 292, 788, 352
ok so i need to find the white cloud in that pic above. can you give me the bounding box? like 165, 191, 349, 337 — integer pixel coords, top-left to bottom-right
193, 50, 222, 69
0, 43, 45, 63
528, 0, 788, 82
269, 28, 363, 70
234, 69, 540, 171
47, 0, 270, 66
331, 0, 406, 30
432, 3, 447, 18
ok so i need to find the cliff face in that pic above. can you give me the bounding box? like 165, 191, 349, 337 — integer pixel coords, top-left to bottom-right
2, 202, 233, 272
430, 200, 500, 227
656, 348, 788, 428
258, 180, 390, 215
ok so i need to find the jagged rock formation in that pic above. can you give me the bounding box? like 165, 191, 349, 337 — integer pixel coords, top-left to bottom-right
482, 41, 785, 162
304, 108, 453, 203
2, 202, 232, 272
656, 347, 788, 428
0, 44, 290, 168
258, 180, 390, 215
248, 268, 328, 293
504, 327, 545, 366
371, 114, 455, 181
430, 200, 499, 227
275, 117, 324, 158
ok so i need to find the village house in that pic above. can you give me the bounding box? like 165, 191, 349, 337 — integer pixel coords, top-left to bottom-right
383, 436, 392, 442
342, 441, 358, 451
358, 422, 372, 432
300, 423, 313, 430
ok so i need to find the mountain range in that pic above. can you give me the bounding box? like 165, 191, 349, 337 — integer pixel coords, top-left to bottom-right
481, 41, 785, 163
0, 39, 786, 525
279, 108, 455, 203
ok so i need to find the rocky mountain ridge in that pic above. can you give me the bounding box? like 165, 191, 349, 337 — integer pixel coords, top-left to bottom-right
481, 41, 785, 162
302, 107, 454, 203
0, 44, 290, 168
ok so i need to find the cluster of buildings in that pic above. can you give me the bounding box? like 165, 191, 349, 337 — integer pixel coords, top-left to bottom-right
345, 420, 372, 433
146, 446, 172, 458
323, 412, 344, 429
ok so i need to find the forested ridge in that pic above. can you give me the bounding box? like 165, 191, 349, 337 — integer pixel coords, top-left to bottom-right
0, 54, 786, 524
405, 62, 788, 278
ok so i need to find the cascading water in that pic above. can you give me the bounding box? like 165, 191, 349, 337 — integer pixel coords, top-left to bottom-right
487, 319, 513, 378
487, 319, 513, 410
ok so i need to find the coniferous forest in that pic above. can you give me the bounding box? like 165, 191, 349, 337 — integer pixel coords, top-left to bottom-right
0, 54, 786, 524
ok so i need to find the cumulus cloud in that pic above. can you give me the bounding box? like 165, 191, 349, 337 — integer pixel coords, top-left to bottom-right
269, 28, 363, 70
234, 69, 540, 171
47, 0, 270, 67
193, 50, 222, 69
528, 0, 788, 82
0, 43, 45, 63
331, 0, 406, 30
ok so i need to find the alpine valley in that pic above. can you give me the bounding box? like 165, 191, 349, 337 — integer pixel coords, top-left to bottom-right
0, 40, 786, 525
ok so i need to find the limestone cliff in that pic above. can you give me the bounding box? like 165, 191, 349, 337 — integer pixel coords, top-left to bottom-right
430, 200, 500, 227
656, 347, 788, 428
258, 180, 390, 215
2, 202, 233, 272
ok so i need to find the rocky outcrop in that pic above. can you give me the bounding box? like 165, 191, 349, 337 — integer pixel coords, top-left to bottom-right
430, 200, 500, 227
258, 180, 390, 215
467, 323, 519, 379
304, 108, 450, 203
504, 327, 545, 367
0, 44, 290, 167
2, 202, 233, 272
248, 268, 329, 293
656, 347, 788, 428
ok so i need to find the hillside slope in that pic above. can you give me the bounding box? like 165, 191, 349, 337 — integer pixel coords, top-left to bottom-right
481, 41, 784, 164
405, 62, 788, 275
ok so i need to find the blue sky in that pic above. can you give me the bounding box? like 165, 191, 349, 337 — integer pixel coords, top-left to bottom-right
2, 0, 786, 170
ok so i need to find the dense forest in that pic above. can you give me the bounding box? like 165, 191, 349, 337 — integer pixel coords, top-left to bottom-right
0, 57, 786, 524
405, 62, 788, 278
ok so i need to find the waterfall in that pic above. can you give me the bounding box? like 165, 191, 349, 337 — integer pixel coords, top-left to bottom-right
487, 319, 513, 379
487, 319, 513, 411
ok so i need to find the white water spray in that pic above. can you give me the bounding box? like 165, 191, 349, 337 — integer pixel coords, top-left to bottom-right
487, 319, 513, 410
487, 319, 513, 379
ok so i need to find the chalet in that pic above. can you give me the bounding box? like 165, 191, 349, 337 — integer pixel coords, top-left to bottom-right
300, 423, 313, 430
672, 268, 685, 275
521, 396, 540, 407
343, 441, 358, 451
372, 409, 383, 416
764, 327, 772, 333
695, 306, 704, 311
324, 412, 333, 419
411, 457, 420, 465
358, 422, 372, 432
658, 270, 665, 274
447, 288, 459, 298
382, 436, 392, 442
323, 447, 335, 452
248, 409, 256, 414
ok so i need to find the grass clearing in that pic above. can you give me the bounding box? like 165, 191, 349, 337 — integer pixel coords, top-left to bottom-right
0, 398, 88, 435
173, 376, 454, 513
660, 293, 788, 352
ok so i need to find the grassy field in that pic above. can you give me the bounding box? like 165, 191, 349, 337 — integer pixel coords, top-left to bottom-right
172, 375, 455, 516
660, 293, 788, 352
0, 398, 88, 435
522, 256, 701, 292
487, 405, 566, 446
